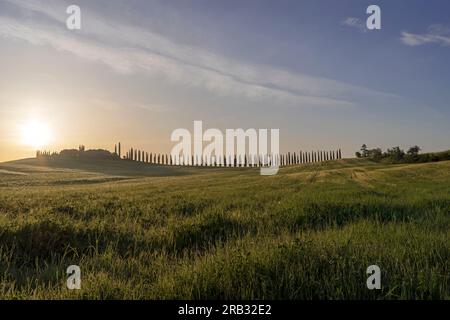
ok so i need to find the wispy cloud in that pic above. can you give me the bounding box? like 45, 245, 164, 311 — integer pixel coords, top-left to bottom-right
0, 0, 397, 109
401, 24, 450, 47
341, 17, 367, 33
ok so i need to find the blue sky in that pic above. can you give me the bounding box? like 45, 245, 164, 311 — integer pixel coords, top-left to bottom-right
0, 0, 449, 161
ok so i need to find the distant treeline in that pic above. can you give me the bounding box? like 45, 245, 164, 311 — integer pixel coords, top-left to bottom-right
356, 144, 450, 164
123, 147, 342, 167
36, 145, 119, 160
36, 143, 343, 167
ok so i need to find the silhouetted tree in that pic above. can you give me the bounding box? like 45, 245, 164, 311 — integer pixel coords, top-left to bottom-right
407, 145, 421, 156
360, 144, 369, 158
385, 146, 405, 161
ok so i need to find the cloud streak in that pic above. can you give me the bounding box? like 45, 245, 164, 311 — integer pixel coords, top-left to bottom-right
0, 0, 397, 109
401, 25, 450, 47
341, 17, 367, 33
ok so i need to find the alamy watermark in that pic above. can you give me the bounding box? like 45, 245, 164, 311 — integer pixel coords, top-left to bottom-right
66, 5, 81, 30
170, 121, 280, 175
366, 5, 381, 30
66, 265, 81, 290
366, 265, 381, 290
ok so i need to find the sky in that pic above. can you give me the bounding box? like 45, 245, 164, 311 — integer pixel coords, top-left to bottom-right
0, 0, 449, 162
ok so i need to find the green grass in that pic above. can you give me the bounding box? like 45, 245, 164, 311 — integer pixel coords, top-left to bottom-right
0, 158, 448, 299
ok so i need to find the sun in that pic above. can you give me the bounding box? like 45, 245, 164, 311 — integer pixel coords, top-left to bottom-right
20, 120, 52, 148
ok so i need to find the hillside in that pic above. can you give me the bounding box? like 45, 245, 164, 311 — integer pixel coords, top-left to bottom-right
0, 157, 204, 177
0, 158, 449, 299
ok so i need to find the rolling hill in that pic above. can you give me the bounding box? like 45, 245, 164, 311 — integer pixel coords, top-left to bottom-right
0, 157, 449, 299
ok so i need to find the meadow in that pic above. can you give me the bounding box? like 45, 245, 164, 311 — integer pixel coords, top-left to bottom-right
0, 157, 448, 299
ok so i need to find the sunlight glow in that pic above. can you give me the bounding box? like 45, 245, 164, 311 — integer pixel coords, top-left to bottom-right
20, 120, 52, 148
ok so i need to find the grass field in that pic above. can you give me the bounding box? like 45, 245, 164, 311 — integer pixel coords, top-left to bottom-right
0, 157, 449, 299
